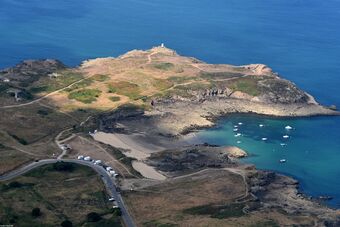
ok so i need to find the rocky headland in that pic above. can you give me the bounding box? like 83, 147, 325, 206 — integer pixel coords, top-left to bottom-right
1, 46, 339, 225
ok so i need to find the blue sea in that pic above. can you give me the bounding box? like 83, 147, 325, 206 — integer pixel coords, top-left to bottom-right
0, 0, 339, 207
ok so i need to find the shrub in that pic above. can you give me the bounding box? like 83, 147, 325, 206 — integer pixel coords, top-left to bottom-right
37, 109, 50, 116
61, 220, 73, 227
53, 162, 75, 172
109, 96, 121, 102
87, 212, 101, 222
31, 208, 41, 217
8, 181, 23, 188
112, 207, 122, 217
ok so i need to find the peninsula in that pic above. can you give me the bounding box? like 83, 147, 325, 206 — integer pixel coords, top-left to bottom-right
0, 46, 339, 226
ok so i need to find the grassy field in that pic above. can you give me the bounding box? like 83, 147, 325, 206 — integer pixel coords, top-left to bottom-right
0, 146, 33, 174
29, 70, 85, 95
107, 81, 141, 100
68, 89, 102, 104
64, 79, 94, 92
0, 103, 77, 144
0, 163, 122, 227
229, 76, 261, 96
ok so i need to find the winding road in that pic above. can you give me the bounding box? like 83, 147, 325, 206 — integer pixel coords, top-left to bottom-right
0, 159, 136, 227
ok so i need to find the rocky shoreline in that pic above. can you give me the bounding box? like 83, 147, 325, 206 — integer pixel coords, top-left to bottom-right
96, 103, 340, 224
149, 98, 339, 136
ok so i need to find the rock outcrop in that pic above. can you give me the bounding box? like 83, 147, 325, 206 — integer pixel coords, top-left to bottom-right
0, 59, 66, 85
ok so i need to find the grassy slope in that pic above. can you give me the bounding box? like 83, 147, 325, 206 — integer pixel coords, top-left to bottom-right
0, 163, 122, 227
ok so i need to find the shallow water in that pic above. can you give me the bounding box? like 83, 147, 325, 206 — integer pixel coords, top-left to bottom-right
1, 0, 340, 207
194, 115, 340, 207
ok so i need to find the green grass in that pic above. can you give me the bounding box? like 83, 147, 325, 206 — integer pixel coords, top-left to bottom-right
109, 96, 121, 102
229, 77, 261, 96
92, 74, 110, 82
29, 70, 84, 95
183, 203, 245, 219
200, 71, 243, 80
152, 79, 173, 91
64, 78, 94, 92
68, 89, 101, 103
107, 81, 141, 100
153, 62, 174, 70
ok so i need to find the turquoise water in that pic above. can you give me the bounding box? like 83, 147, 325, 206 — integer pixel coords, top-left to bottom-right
0, 0, 339, 207
194, 115, 340, 207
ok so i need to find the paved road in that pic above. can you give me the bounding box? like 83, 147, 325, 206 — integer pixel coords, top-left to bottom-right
0, 159, 136, 227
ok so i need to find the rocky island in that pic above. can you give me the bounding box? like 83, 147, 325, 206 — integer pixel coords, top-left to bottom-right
0, 46, 339, 226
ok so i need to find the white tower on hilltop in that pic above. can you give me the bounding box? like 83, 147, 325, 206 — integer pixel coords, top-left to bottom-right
161, 43, 165, 48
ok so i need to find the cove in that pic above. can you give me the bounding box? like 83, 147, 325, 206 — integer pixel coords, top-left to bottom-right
194, 114, 340, 208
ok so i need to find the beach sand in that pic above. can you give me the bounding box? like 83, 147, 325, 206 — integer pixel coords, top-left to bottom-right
93, 131, 167, 180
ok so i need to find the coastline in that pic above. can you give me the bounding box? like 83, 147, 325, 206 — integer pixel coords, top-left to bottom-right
95, 100, 340, 216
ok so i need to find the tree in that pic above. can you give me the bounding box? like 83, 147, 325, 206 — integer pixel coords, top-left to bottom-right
61, 220, 73, 227
86, 212, 101, 222
31, 208, 41, 217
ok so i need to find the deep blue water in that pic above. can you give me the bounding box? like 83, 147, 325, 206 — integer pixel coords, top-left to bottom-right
1, 0, 339, 207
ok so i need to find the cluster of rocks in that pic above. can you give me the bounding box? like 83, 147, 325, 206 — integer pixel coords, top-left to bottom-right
146, 146, 233, 174
0, 59, 66, 86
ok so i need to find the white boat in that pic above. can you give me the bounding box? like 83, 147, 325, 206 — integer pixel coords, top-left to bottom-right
261, 137, 268, 141
238, 122, 243, 125
259, 124, 264, 127
237, 141, 241, 144
279, 159, 286, 163
283, 135, 289, 139
234, 125, 238, 128
234, 133, 242, 137
233, 128, 238, 132
280, 143, 287, 146
285, 125, 293, 130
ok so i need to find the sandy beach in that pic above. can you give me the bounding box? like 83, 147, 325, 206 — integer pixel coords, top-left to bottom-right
93, 131, 167, 180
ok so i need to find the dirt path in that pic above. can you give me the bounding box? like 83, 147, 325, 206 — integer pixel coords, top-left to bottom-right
147, 51, 158, 63
223, 167, 254, 203
55, 128, 76, 159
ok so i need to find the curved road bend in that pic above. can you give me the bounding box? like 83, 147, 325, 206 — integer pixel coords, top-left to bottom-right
0, 159, 135, 227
